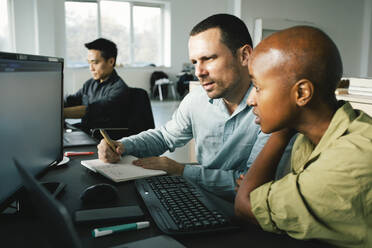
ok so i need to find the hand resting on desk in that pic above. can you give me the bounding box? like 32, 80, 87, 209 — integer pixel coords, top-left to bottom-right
98, 138, 185, 175
97, 139, 124, 163
132, 156, 185, 176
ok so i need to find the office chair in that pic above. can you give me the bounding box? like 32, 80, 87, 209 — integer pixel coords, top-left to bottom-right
92, 87, 155, 140
150, 70, 169, 99
153, 78, 177, 101
126, 87, 155, 133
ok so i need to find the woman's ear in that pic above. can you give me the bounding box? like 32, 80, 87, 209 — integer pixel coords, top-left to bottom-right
293, 79, 314, 107
239, 44, 252, 66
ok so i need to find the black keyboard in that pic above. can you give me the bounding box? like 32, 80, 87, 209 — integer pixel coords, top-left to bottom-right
135, 175, 239, 235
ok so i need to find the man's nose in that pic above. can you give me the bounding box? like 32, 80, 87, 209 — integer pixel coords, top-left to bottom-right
194, 63, 207, 79
247, 87, 257, 106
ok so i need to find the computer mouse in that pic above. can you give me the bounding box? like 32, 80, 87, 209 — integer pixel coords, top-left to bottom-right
80, 183, 118, 203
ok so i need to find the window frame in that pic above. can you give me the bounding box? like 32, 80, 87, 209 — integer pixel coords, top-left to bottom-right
65, 0, 168, 68
0, 0, 15, 52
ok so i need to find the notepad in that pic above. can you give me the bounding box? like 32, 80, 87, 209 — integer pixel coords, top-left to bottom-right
81, 155, 166, 183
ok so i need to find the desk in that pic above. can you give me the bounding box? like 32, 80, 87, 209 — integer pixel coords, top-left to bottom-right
0, 145, 329, 248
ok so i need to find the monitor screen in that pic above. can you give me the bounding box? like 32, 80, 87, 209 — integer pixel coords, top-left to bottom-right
0, 52, 63, 212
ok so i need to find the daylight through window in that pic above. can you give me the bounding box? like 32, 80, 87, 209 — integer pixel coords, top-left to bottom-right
0, 0, 12, 52
65, 0, 165, 68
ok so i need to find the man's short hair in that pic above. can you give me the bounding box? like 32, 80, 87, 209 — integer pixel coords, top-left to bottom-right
190, 14, 253, 55
85, 38, 118, 66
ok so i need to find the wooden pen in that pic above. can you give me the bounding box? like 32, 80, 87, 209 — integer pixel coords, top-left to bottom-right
99, 129, 117, 152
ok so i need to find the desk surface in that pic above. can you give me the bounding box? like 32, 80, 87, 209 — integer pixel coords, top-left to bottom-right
0, 146, 329, 248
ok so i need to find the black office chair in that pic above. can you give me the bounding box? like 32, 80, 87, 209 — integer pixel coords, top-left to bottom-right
126, 87, 155, 134
91, 87, 155, 140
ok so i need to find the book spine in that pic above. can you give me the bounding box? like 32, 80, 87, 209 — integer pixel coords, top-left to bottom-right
348, 90, 372, 97
347, 77, 372, 88
348, 86, 372, 93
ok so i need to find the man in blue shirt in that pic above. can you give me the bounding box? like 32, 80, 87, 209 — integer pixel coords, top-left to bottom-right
97, 14, 292, 200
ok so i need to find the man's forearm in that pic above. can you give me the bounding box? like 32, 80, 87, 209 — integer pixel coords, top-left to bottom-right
235, 130, 294, 223
64, 105, 87, 118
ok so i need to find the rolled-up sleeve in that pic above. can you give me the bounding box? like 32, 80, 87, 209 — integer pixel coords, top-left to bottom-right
250, 163, 368, 245
250, 181, 281, 233
251, 173, 325, 239
183, 164, 202, 182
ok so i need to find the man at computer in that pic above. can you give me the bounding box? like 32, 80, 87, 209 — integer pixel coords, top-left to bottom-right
97, 14, 294, 200
234, 26, 372, 247
64, 38, 129, 135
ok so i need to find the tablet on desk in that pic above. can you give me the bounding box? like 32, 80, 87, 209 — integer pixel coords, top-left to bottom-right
63, 130, 98, 147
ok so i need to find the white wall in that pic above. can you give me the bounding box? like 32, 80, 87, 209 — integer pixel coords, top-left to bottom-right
240, 0, 368, 77
365, 0, 372, 77
35, 0, 56, 55
10, 0, 372, 93
12, 0, 37, 54
369, 32, 372, 77
169, 0, 230, 74
361, 0, 372, 77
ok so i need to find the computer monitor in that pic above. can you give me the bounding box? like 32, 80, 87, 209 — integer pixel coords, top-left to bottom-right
0, 52, 64, 212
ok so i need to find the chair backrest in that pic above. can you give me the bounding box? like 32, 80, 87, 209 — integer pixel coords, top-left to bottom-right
177, 72, 195, 98
127, 87, 155, 135
150, 71, 169, 98
155, 78, 171, 85
100, 87, 155, 140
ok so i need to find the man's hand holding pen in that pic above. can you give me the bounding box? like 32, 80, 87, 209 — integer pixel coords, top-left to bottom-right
97, 139, 124, 163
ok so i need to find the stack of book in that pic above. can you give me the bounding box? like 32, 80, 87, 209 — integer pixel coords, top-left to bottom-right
335, 78, 349, 95
347, 77, 372, 97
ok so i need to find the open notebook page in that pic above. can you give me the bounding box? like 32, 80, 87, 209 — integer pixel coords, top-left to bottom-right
81, 155, 166, 183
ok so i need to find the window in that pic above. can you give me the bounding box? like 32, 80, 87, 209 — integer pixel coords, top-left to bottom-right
100, 1, 130, 66
65, 0, 167, 68
65, 1, 98, 67
133, 5, 162, 66
0, 0, 12, 52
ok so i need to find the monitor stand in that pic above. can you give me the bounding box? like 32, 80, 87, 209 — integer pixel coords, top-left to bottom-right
1, 182, 66, 215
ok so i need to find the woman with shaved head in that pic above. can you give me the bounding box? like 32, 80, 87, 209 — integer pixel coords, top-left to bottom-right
235, 26, 372, 247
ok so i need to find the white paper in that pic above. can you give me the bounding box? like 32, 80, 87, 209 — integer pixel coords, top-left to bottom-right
81, 155, 166, 182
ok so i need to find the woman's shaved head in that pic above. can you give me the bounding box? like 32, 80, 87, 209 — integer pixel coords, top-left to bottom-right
252, 26, 343, 101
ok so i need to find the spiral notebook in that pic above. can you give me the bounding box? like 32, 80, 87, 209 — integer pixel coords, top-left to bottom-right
81, 155, 166, 183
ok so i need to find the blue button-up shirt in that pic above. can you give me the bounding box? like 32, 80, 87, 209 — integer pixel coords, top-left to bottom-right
120, 85, 292, 200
